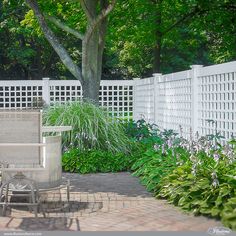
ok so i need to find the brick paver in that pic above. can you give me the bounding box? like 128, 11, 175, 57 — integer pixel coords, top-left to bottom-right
0, 172, 223, 231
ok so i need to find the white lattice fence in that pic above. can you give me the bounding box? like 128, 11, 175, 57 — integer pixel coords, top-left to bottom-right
132, 61, 236, 142
99, 80, 133, 120
1, 61, 236, 142
0, 79, 134, 121
0, 80, 43, 109
198, 62, 236, 141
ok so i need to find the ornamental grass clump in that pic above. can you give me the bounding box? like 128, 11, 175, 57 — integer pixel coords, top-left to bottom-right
43, 101, 131, 154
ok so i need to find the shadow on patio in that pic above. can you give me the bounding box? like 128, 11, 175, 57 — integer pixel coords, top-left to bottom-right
1, 217, 80, 231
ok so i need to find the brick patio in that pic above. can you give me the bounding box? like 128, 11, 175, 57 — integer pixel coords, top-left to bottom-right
0, 172, 222, 231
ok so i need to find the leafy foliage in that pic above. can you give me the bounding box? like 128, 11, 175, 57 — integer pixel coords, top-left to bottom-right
131, 146, 189, 192
123, 119, 160, 142
0, 0, 235, 80
62, 148, 138, 174
156, 153, 236, 230
127, 119, 236, 230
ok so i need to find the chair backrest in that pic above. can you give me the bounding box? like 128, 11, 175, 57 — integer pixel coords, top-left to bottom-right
0, 110, 43, 167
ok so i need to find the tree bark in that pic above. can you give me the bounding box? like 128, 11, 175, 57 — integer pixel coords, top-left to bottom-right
81, 0, 111, 103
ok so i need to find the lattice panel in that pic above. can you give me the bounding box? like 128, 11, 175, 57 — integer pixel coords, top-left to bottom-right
49, 84, 82, 104
0, 80, 134, 121
198, 72, 236, 142
157, 77, 192, 137
0, 82, 43, 109
133, 78, 155, 123
99, 81, 133, 121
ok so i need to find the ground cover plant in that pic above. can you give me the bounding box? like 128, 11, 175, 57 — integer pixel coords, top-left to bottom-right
129, 120, 236, 230
62, 148, 138, 174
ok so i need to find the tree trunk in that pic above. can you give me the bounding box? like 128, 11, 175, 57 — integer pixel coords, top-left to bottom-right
81, 0, 109, 103
81, 29, 100, 103
153, 34, 162, 73
153, 2, 162, 73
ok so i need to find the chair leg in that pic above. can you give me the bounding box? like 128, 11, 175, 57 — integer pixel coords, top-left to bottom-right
2, 184, 9, 216
31, 188, 38, 218
67, 179, 70, 203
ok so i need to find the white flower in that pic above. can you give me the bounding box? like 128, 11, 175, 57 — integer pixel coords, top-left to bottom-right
213, 153, 220, 162
212, 179, 219, 188
211, 172, 219, 188
162, 144, 165, 155
153, 144, 159, 151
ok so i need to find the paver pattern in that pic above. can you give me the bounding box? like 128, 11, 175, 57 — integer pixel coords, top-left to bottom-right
0, 172, 223, 231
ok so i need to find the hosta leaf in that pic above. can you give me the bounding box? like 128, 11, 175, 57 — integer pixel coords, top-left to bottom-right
147, 183, 156, 191
219, 187, 231, 197
178, 196, 189, 206
199, 208, 212, 214
211, 207, 221, 217
222, 212, 236, 220
215, 196, 223, 206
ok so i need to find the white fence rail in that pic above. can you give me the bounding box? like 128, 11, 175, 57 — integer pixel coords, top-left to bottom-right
0, 60, 236, 142
134, 61, 236, 141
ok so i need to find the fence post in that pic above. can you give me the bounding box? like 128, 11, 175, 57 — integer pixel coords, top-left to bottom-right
132, 77, 140, 121
42, 78, 50, 105
190, 65, 203, 135
153, 73, 162, 125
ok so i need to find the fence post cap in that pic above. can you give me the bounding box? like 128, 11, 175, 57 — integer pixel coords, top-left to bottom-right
190, 65, 203, 69
152, 73, 162, 77
133, 77, 140, 80
42, 77, 50, 80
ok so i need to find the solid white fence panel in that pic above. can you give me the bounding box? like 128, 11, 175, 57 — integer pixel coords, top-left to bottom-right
156, 70, 192, 137
133, 77, 155, 124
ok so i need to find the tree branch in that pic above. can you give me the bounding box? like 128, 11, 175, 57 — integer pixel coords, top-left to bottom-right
45, 14, 85, 40
84, 0, 116, 43
162, 7, 202, 35
25, 0, 82, 81
79, 0, 94, 22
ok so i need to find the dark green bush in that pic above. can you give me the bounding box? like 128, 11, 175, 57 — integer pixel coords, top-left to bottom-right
62, 148, 139, 174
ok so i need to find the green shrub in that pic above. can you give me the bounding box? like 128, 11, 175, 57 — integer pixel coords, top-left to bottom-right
43, 101, 131, 153
156, 154, 236, 230
123, 119, 159, 140
131, 145, 189, 192
127, 120, 236, 230
62, 148, 139, 174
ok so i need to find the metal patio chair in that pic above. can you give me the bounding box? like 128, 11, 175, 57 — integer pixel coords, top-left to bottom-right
0, 110, 72, 217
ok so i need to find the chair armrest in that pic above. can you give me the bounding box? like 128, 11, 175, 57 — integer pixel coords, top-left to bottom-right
0, 167, 45, 171
0, 143, 46, 147
42, 126, 72, 133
